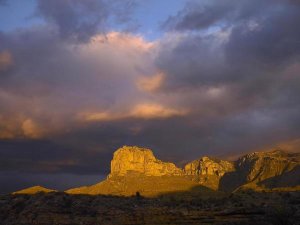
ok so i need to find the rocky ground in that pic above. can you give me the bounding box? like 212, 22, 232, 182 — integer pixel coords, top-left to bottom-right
0, 190, 299, 225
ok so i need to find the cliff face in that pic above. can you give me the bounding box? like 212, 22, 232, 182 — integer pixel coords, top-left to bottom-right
236, 150, 299, 183
219, 150, 300, 192
109, 146, 183, 177
184, 157, 234, 177
184, 157, 235, 190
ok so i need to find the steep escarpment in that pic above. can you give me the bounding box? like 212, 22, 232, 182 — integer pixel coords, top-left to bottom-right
220, 150, 300, 192
184, 157, 235, 190
237, 150, 299, 183
109, 146, 183, 177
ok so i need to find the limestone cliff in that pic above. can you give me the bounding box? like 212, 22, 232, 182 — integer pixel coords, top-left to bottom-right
185, 156, 234, 177
236, 150, 299, 183
184, 156, 235, 190
109, 146, 183, 177
219, 149, 300, 192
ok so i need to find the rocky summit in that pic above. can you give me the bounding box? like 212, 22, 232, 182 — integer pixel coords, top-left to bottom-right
109, 146, 183, 177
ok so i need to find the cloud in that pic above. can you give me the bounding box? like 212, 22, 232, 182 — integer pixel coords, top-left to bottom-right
163, 0, 272, 32
131, 103, 186, 119
21, 119, 43, 139
36, 0, 138, 41
0, 28, 159, 139
81, 103, 186, 121
0, 50, 13, 71
136, 72, 165, 92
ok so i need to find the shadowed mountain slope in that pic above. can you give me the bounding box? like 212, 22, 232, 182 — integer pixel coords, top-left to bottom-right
220, 150, 300, 192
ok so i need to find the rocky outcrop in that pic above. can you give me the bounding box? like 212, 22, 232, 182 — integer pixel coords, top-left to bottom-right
109, 146, 183, 177
236, 150, 299, 183
184, 156, 234, 177
219, 150, 300, 192
184, 156, 235, 190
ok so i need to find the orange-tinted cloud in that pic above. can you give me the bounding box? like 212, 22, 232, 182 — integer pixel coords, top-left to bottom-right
0, 115, 19, 139
81, 103, 187, 122
0, 51, 13, 71
136, 72, 165, 92
0, 130, 15, 139
90, 32, 155, 52
21, 119, 43, 139
130, 103, 186, 119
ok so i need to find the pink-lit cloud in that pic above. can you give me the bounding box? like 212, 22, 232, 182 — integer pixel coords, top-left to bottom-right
0, 51, 13, 71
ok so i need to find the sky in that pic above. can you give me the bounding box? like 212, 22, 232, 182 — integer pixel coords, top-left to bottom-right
0, 0, 300, 194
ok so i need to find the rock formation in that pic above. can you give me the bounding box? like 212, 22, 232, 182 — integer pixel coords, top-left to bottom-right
219, 150, 300, 192
237, 150, 299, 183
184, 156, 234, 176
14, 146, 300, 196
184, 156, 235, 190
109, 146, 183, 177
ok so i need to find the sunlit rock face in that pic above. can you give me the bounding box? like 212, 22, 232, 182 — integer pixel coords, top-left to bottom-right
220, 149, 300, 192
237, 150, 300, 183
184, 157, 235, 177
184, 157, 235, 190
109, 146, 183, 177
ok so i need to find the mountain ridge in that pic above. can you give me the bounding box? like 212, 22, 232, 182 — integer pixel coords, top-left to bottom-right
13, 146, 300, 196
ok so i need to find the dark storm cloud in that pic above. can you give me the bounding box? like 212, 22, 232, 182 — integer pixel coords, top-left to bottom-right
0, 171, 103, 194
163, 0, 284, 32
164, 0, 234, 31
157, 0, 300, 107
36, 0, 137, 41
160, 0, 300, 86
0, 139, 113, 175
36, 0, 109, 41
154, 0, 300, 156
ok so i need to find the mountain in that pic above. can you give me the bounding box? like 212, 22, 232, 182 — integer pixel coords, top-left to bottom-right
13, 186, 56, 195
67, 146, 213, 196
109, 146, 183, 177
66, 146, 300, 196
14, 146, 300, 196
219, 150, 300, 192
184, 156, 235, 190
